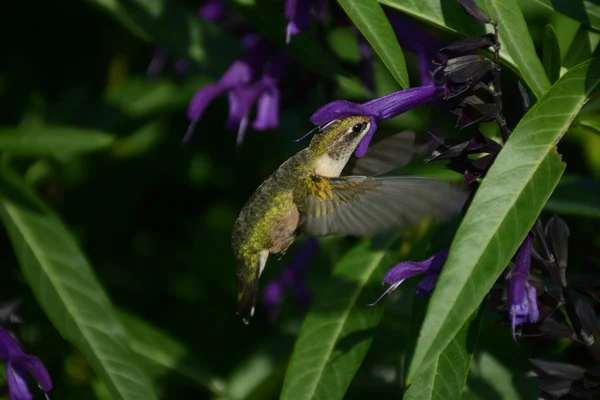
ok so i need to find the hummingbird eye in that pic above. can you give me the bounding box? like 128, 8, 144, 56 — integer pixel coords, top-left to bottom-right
352, 123, 366, 133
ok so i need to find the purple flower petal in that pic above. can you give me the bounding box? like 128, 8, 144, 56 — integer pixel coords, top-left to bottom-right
146, 47, 167, 79
507, 235, 539, 340
6, 363, 32, 400
16, 355, 52, 392
198, 0, 226, 22
285, 0, 311, 44
354, 118, 377, 158
252, 85, 280, 131
383, 248, 448, 286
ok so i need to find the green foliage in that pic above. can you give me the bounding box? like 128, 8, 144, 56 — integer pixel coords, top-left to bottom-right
0, 167, 158, 400
2, 1, 600, 399
485, 0, 551, 98
281, 235, 399, 400
406, 58, 600, 382
337, 0, 409, 88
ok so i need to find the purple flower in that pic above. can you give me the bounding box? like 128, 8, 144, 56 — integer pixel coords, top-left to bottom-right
184, 34, 285, 145
310, 86, 444, 157
507, 234, 540, 340
369, 249, 449, 306
285, 0, 312, 44
0, 326, 52, 400
198, 0, 226, 23
263, 238, 318, 321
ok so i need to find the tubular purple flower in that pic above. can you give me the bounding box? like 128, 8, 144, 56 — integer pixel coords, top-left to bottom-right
185, 34, 283, 145
369, 249, 449, 306
311, 86, 444, 157
285, 0, 312, 44
507, 235, 540, 340
0, 326, 52, 400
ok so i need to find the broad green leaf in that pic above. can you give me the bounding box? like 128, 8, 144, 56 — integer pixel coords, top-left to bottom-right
543, 24, 561, 84
0, 126, 115, 157
535, 0, 600, 32
337, 0, 409, 88
485, 0, 551, 99
406, 58, 600, 383
545, 176, 600, 218
119, 311, 228, 396
404, 308, 481, 400
0, 168, 158, 400
562, 27, 600, 72
280, 234, 399, 400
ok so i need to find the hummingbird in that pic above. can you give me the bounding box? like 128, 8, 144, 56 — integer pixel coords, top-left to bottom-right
232, 116, 468, 323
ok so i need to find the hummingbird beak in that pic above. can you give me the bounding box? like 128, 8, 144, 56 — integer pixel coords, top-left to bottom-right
294, 120, 338, 142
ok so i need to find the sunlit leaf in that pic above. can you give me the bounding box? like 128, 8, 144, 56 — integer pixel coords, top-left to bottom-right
337, 0, 409, 88
543, 24, 561, 84
485, 0, 551, 99
535, 0, 600, 32
0, 126, 115, 157
406, 58, 600, 383
119, 310, 228, 396
0, 167, 158, 400
280, 234, 399, 400
404, 308, 481, 400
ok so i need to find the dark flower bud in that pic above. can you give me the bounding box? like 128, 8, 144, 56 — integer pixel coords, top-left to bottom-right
432, 55, 495, 98
452, 95, 500, 127
459, 0, 492, 24
575, 300, 597, 345
545, 215, 570, 270
439, 34, 496, 54
529, 359, 587, 381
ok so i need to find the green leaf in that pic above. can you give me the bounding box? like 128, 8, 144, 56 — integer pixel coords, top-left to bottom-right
543, 24, 561, 84
535, 0, 600, 32
0, 126, 115, 157
545, 176, 600, 218
485, 0, 552, 99
337, 0, 409, 88
406, 58, 600, 383
119, 311, 228, 396
404, 308, 481, 400
280, 234, 399, 400
0, 168, 158, 400
562, 26, 600, 71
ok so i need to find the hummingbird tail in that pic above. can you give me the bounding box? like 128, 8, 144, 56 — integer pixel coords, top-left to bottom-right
235, 250, 269, 324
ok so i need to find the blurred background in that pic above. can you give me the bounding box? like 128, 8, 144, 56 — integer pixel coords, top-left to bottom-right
0, 0, 599, 398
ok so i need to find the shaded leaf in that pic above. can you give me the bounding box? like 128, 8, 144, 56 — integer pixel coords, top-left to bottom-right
0, 126, 115, 158
0, 167, 158, 400
535, 0, 600, 32
119, 311, 228, 396
543, 24, 561, 84
337, 0, 410, 88
545, 176, 600, 218
280, 234, 399, 400
485, 0, 552, 99
406, 58, 600, 383
562, 26, 600, 73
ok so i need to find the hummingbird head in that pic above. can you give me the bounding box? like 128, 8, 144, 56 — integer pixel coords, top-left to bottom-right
307, 116, 371, 177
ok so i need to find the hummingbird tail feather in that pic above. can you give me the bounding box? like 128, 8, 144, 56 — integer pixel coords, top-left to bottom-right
235, 250, 268, 324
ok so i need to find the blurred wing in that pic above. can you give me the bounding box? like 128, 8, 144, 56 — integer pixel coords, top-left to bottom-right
299, 175, 467, 237
342, 131, 431, 176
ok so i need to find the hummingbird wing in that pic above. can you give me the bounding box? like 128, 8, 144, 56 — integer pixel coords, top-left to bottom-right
342, 131, 431, 176
298, 175, 467, 237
